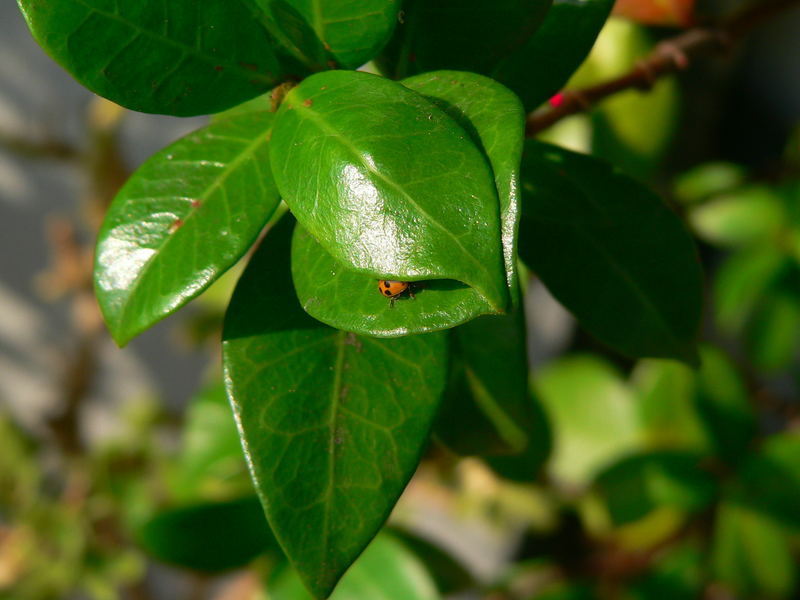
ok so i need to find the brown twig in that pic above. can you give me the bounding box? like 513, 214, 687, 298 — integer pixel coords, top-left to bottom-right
0, 130, 80, 161
525, 0, 800, 137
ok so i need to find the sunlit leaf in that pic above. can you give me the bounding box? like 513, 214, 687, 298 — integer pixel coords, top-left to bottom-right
271, 70, 508, 328
95, 112, 280, 345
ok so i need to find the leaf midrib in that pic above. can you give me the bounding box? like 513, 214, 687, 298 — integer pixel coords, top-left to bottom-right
319, 329, 348, 587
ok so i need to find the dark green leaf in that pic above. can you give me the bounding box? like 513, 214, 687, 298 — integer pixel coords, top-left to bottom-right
628, 544, 703, 600
595, 451, 716, 525
269, 534, 440, 599
388, 529, 474, 595
136, 496, 278, 572
694, 346, 755, 465
401, 71, 525, 298
744, 284, 800, 373
376, 0, 617, 110
535, 355, 640, 486
435, 309, 550, 477
711, 500, 795, 598
376, 0, 552, 82
270, 70, 510, 334
492, 0, 614, 110
95, 112, 280, 346
714, 245, 790, 334
255, 0, 400, 70
518, 141, 702, 364
222, 217, 448, 598
733, 433, 800, 529
18, 0, 288, 116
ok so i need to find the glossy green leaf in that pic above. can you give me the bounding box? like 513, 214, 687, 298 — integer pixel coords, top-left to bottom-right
536, 355, 640, 486
271, 70, 510, 335
17, 0, 288, 116
518, 141, 703, 364
136, 496, 278, 572
269, 534, 440, 600
95, 112, 280, 346
222, 218, 448, 598
690, 187, 785, 247
171, 380, 248, 502
595, 451, 716, 525
291, 71, 524, 337
401, 71, 525, 298
694, 346, 755, 465
291, 224, 490, 336
711, 501, 795, 598
255, 0, 400, 70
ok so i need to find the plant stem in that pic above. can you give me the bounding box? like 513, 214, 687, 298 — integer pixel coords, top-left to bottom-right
525, 0, 800, 137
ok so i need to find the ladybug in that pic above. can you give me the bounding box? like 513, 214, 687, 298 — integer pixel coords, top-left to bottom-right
378, 280, 414, 307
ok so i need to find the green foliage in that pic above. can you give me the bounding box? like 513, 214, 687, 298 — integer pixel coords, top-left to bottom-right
136, 496, 278, 572
94, 112, 281, 345
222, 218, 448, 597
17, 0, 290, 116
518, 142, 703, 364
269, 534, 441, 599
14, 1, 800, 598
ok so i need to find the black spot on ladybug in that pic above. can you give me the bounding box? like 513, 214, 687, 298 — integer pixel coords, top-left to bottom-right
384, 289, 392, 296
383, 281, 391, 288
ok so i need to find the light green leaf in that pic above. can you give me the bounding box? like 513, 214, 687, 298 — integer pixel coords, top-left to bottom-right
690, 187, 785, 247
536, 355, 640, 486
269, 534, 440, 600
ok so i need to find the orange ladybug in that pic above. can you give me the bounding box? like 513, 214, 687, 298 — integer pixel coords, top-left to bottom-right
378, 280, 414, 307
